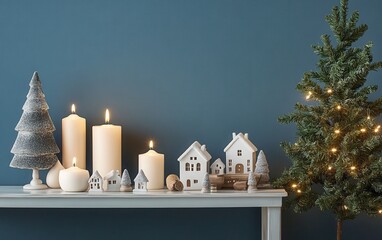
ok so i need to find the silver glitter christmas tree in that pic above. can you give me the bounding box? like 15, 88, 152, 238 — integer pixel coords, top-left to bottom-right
10, 72, 60, 190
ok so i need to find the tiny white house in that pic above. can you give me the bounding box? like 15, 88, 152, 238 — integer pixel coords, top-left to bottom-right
210, 158, 225, 175
178, 141, 212, 190
224, 132, 257, 174
134, 169, 149, 192
88, 170, 103, 192
104, 170, 121, 192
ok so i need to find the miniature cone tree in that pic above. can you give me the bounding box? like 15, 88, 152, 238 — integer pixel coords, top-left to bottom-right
10, 72, 59, 190
247, 171, 257, 192
201, 173, 210, 193
273, 1, 382, 239
255, 150, 270, 185
120, 169, 132, 192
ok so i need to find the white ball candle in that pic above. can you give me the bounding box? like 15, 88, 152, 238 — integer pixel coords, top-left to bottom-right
62, 104, 86, 169
59, 157, 90, 192
138, 140, 164, 190
92, 109, 122, 177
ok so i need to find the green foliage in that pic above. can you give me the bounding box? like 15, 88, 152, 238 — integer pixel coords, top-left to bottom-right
274, 0, 382, 222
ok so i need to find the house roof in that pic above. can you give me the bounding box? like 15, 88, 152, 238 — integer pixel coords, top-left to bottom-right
223, 132, 258, 153
134, 169, 149, 183
210, 158, 225, 169
104, 170, 120, 180
88, 170, 103, 183
177, 141, 212, 162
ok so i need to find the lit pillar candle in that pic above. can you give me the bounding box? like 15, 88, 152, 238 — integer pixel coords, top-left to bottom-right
62, 104, 86, 169
92, 109, 122, 177
138, 140, 164, 190
59, 157, 90, 192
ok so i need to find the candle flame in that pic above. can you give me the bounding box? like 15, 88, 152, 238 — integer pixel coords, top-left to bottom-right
105, 109, 110, 124
72, 157, 77, 167
71, 104, 76, 114
149, 140, 154, 149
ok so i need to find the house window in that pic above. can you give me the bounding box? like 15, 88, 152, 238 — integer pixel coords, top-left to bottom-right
113, 180, 116, 184
196, 163, 201, 171
186, 163, 190, 171
216, 164, 218, 167
194, 157, 197, 160
228, 159, 232, 166
191, 164, 194, 171
247, 160, 250, 166
215, 170, 219, 174
194, 180, 198, 184
237, 150, 242, 156
108, 180, 111, 184
91, 185, 93, 189
229, 167, 232, 172
190, 157, 192, 160
97, 184, 100, 189
187, 179, 191, 187
247, 168, 251, 172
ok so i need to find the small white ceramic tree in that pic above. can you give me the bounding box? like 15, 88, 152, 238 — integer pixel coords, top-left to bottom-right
255, 150, 270, 187
120, 169, 132, 192
247, 171, 257, 193
201, 173, 210, 193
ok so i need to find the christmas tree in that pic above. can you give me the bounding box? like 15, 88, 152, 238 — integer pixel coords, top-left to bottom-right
273, 1, 382, 239
120, 169, 132, 192
254, 150, 270, 186
10, 72, 60, 190
201, 173, 210, 193
247, 171, 257, 192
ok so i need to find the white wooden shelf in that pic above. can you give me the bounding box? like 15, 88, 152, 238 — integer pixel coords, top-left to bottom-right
0, 186, 287, 240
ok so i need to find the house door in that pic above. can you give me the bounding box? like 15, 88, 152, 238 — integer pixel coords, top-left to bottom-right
235, 164, 244, 174
187, 179, 191, 187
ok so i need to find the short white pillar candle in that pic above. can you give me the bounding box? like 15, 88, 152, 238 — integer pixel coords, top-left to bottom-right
59, 157, 90, 192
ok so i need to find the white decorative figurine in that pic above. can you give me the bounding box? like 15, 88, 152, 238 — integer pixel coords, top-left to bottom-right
255, 150, 270, 188
120, 169, 133, 192
210, 158, 225, 175
88, 170, 103, 192
247, 171, 257, 193
46, 160, 65, 189
178, 141, 212, 190
224, 132, 257, 174
104, 170, 121, 192
134, 169, 149, 192
201, 173, 210, 193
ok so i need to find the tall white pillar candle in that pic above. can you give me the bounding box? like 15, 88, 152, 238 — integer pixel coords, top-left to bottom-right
138, 140, 164, 190
92, 109, 122, 177
62, 104, 86, 169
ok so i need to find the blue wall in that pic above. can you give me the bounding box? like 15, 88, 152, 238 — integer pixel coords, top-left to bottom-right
0, 0, 381, 239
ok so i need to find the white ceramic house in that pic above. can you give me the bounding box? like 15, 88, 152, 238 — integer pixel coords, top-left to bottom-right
210, 158, 225, 175
178, 141, 212, 190
88, 170, 103, 192
104, 170, 121, 192
224, 132, 257, 174
134, 169, 149, 192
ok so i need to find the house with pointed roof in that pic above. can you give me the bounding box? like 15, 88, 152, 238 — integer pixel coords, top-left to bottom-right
104, 170, 121, 192
210, 158, 225, 175
178, 141, 212, 190
224, 132, 257, 174
133, 169, 149, 192
88, 170, 103, 192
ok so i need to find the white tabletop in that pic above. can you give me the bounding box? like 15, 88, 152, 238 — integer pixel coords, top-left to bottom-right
0, 186, 287, 208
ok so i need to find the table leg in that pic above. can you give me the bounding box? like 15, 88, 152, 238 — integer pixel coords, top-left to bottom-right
266, 207, 281, 240
261, 207, 268, 240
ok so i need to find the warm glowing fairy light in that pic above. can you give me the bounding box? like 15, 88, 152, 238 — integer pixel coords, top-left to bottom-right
306, 91, 312, 100
360, 128, 366, 133
344, 205, 348, 210
331, 148, 337, 153
328, 166, 333, 170
350, 166, 356, 171
327, 88, 333, 94
374, 125, 381, 133
297, 189, 302, 193
336, 105, 342, 110
334, 129, 340, 134
379, 209, 382, 214
291, 184, 297, 188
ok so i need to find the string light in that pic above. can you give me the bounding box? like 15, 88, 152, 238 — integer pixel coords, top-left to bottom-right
334, 129, 340, 134
379, 209, 382, 214
374, 125, 381, 133
336, 105, 342, 110
331, 148, 337, 153
327, 88, 333, 94
328, 165, 333, 170
360, 128, 366, 133
367, 116, 371, 120
344, 205, 348, 210
350, 166, 356, 171
291, 184, 298, 188
297, 189, 302, 193
306, 91, 312, 100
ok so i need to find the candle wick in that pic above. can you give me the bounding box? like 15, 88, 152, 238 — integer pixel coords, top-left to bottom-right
73, 162, 76, 167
